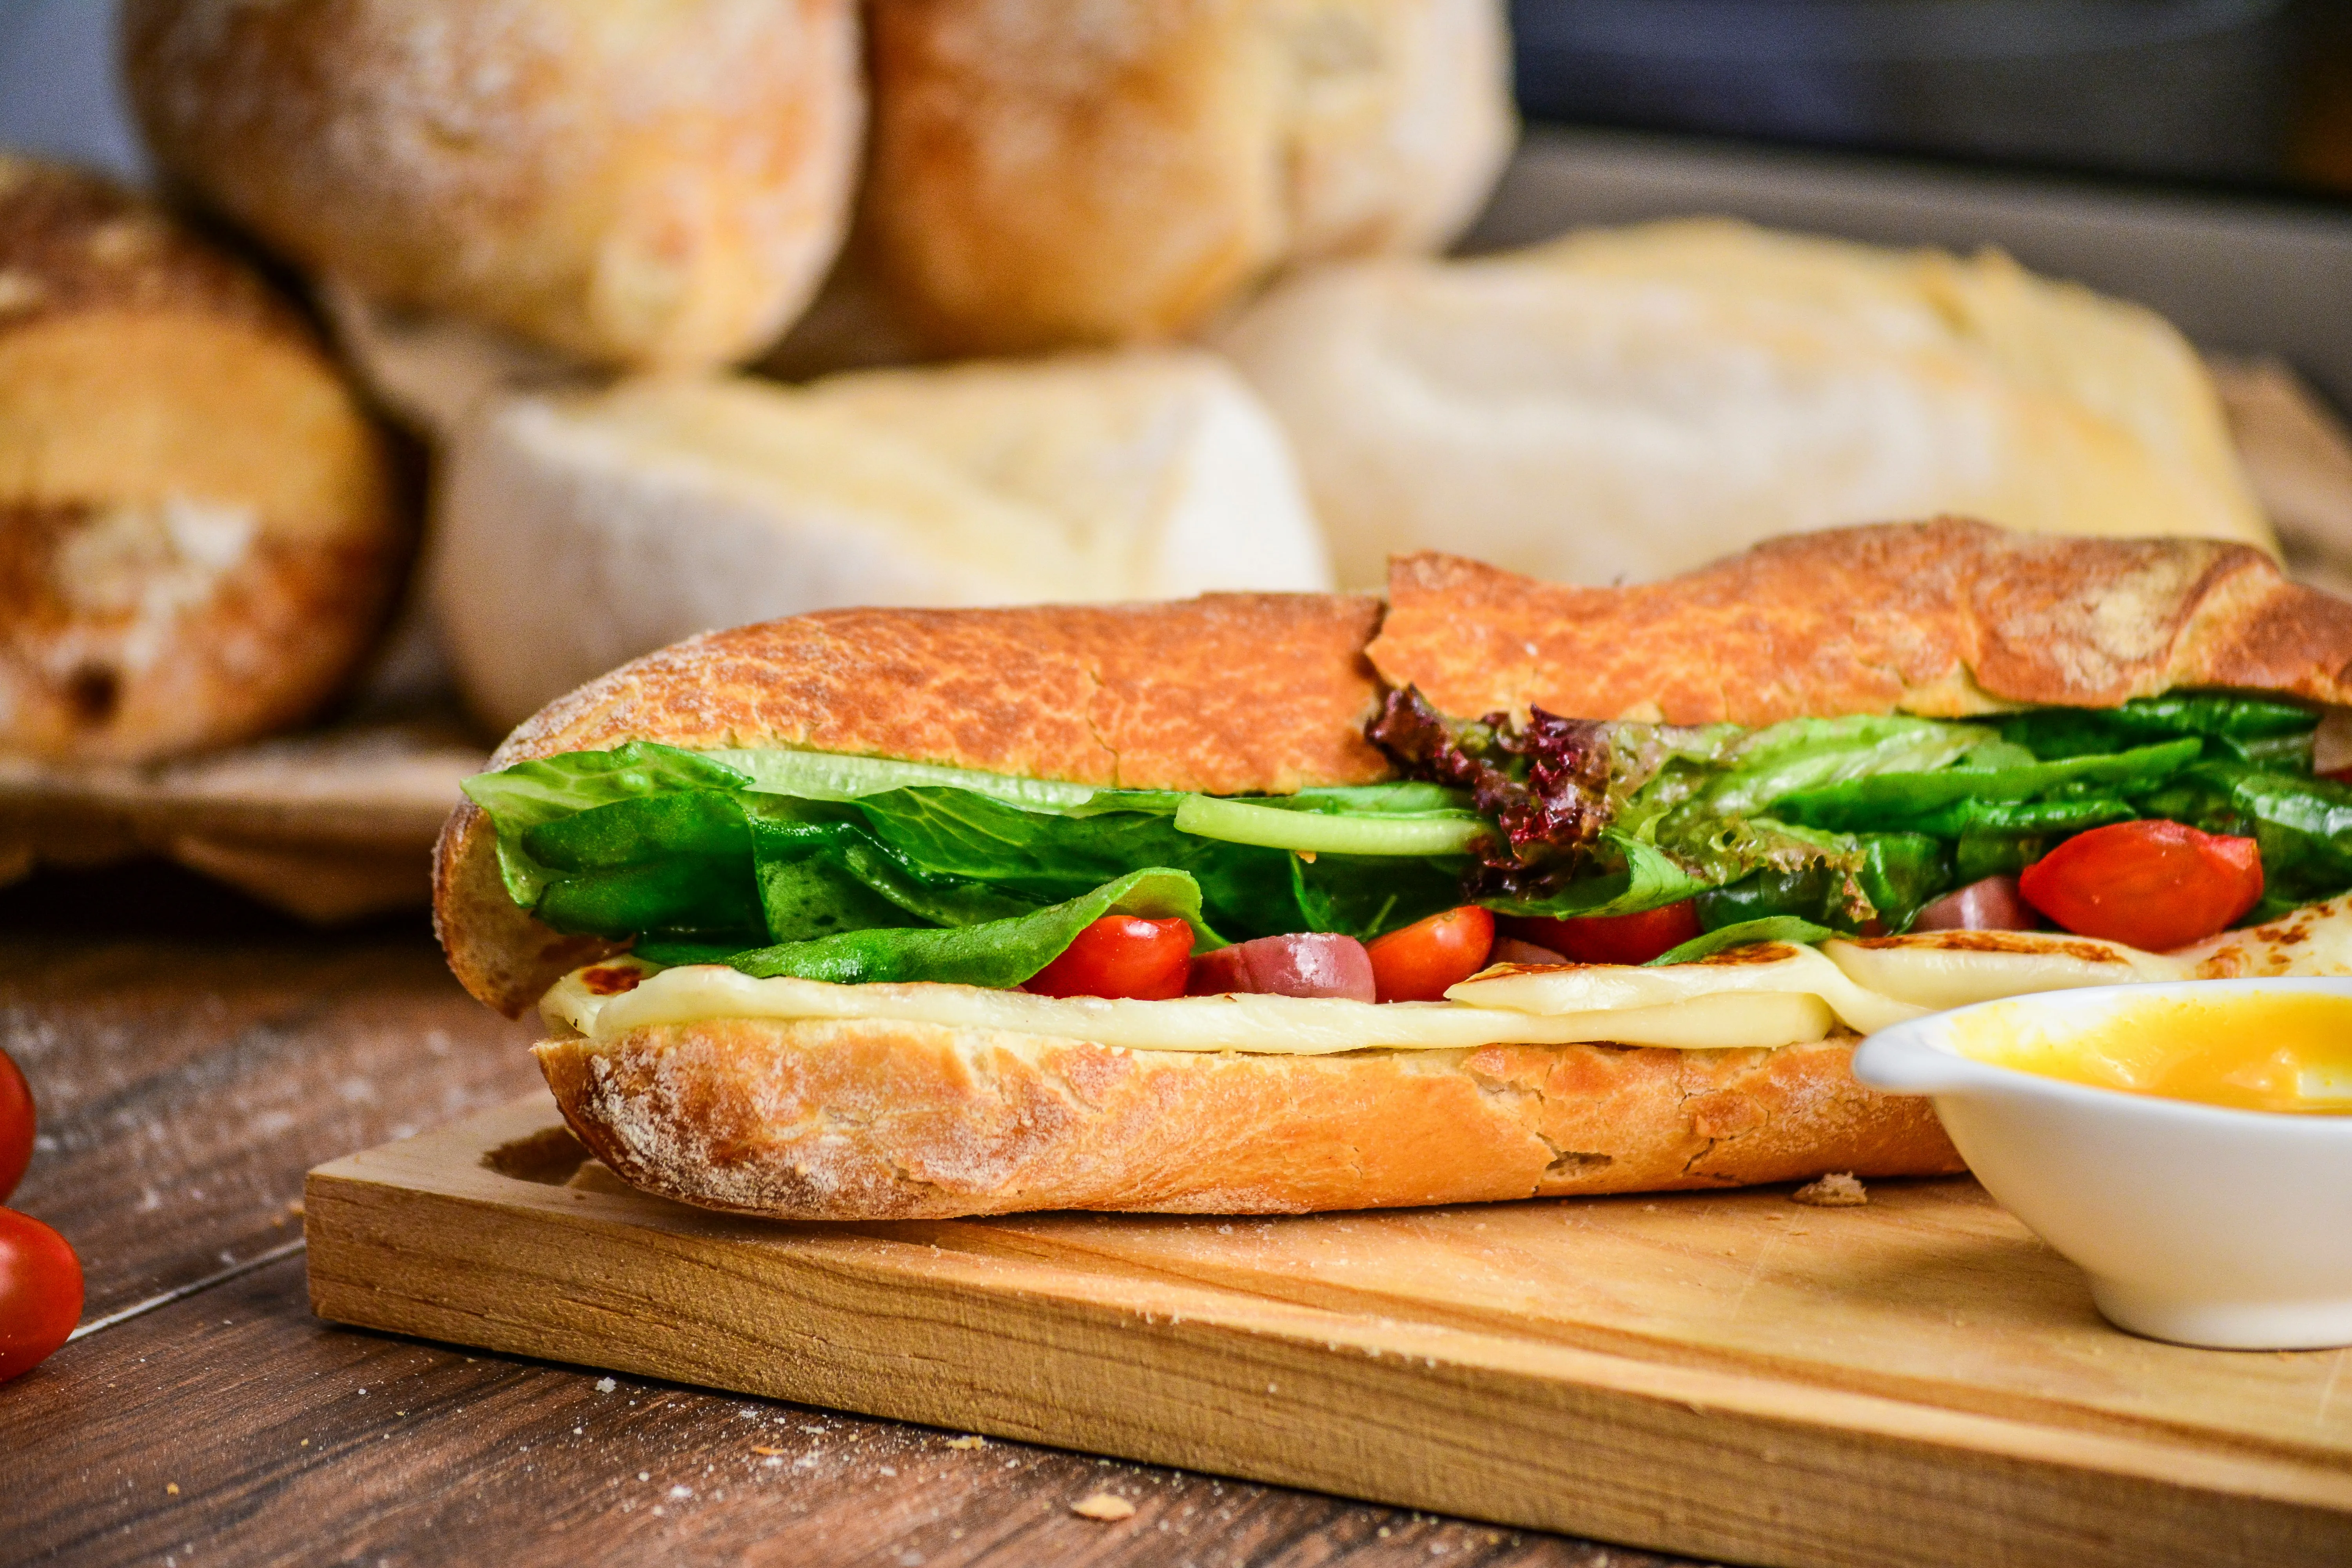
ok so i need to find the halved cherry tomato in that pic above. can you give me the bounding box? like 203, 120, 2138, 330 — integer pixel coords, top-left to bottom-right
2018, 820, 2263, 951
1365, 906, 1495, 1002
0, 1207, 80, 1383
0, 1047, 31, 1203
1506, 899, 1702, 966
1023, 916, 1195, 1000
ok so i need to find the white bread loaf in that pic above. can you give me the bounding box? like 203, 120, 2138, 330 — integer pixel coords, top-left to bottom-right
862, 0, 1515, 354
123, 0, 864, 371
1214, 218, 2275, 590
431, 352, 1334, 730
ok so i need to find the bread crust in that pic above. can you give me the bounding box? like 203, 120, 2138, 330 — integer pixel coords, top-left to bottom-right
0, 158, 401, 762
486, 591, 1391, 786
537, 1020, 1959, 1219
862, 0, 1513, 354
123, 0, 864, 370
1372, 519, 2352, 726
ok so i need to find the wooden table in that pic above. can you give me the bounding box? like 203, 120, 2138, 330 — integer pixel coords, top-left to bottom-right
0, 865, 1702, 1568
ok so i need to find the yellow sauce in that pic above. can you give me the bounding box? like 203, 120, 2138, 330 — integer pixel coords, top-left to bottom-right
1949, 992, 2352, 1114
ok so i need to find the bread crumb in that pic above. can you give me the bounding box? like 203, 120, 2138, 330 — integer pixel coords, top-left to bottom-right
1793, 1172, 1867, 1207
165, 1483, 179, 1495
946, 1435, 987, 1450
595, 1377, 617, 1393
751, 1446, 786, 1457
1071, 1493, 1136, 1521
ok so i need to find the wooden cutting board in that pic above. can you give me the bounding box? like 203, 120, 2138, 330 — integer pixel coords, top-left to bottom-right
306, 1096, 2352, 1568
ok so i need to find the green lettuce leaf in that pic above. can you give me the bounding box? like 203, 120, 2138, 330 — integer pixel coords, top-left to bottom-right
2000, 693, 2317, 768
1288, 853, 1466, 938
1854, 832, 1953, 931
1483, 830, 1712, 919
704, 746, 1102, 808
719, 868, 1209, 987
1649, 916, 1835, 967
462, 742, 752, 906
1666, 715, 2008, 822
1769, 739, 2201, 832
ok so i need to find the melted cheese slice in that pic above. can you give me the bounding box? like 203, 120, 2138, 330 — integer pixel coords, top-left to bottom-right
551, 964, 1835, 1055
537, 897, 2352, 1057
1820, 897, 2352, 1009
1448, 942, 1926, 1034
1820, 931, 2172, 1010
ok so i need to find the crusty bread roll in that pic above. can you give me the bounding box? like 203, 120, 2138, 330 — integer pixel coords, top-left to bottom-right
0, 156, 400, 763
863, 0, 1514, 354
430, 350, 1334, 731
122, 0, 864, 370
1215, 218, 2276, 590
437, 519, 2352, 1217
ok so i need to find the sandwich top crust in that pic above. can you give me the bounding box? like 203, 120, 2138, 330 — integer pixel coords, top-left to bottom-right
1372, 519, 2352, 726
491, 591, 1392, 792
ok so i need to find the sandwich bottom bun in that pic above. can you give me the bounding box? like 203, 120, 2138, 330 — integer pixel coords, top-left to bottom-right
535, 1022, 1959, 1219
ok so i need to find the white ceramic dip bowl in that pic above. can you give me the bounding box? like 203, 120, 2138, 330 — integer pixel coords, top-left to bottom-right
1850, 977, 2352, 1350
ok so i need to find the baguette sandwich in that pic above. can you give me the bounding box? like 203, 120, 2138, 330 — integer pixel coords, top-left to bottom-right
436, 519, 2352, 1219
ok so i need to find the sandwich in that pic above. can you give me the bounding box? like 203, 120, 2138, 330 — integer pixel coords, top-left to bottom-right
435, 519, 2352, 1219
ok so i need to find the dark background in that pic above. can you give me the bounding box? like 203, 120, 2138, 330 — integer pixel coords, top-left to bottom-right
1511, 0, 2352, 199
7, 1, 2352, 202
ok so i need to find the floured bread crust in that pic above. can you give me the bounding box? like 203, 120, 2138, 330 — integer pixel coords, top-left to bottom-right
124, 0, 864, 370
1372, 519, 2352, 725
490, 590, 1389, 786
535, 1020, 1960, 1218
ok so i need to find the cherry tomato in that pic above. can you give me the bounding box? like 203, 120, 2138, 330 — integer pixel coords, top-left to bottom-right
2018, 820, 2263, 951
1365, 907, 1495, 1002
1507, 899, 1702, 966
0, 1047, 30, 1202
0, 1207, 80, 1383
1023, 916, 1195, 1000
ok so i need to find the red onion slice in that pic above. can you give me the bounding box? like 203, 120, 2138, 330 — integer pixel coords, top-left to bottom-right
1911, 875, 2037, 933
1488, 937, 1569, 968
1186, 932, 1376, 1001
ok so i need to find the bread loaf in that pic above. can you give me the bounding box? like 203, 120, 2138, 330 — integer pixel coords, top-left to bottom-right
430, 351, 1335, 731
863, 0, 1514, 354
123, 0, 864, 370
1215, 218, 2276, 590
0, 156, 399, 763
